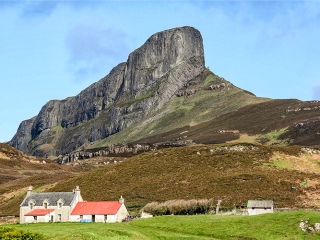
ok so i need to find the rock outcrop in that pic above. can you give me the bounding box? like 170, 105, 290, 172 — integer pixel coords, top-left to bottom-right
9, 26, 205, 157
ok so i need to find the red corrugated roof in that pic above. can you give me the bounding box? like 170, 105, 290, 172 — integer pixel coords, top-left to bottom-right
71, 201, 122, 215
25, 209, 54, 216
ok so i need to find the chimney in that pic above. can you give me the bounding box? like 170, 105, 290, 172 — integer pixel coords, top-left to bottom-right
119, 195, 124, 204
74, 186, 83, 201
27, 186, 33, 197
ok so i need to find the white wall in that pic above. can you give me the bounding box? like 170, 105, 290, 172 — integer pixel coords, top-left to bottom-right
116, 204, 129, 222
248, 208, 273, 216
54, 206, 70, 222
24, 213, 53, 223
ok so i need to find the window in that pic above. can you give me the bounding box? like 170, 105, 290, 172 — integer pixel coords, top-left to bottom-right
57, 199, 64, 209
28, 200, 35, 209
58, 214, 61, 222
80, 215, 83, 220
43, 199, 49, 209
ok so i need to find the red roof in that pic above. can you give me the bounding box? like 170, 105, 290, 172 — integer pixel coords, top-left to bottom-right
71, 201, 122, 215
25, 209, 54, 216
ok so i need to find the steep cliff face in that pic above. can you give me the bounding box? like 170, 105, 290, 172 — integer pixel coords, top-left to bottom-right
9, 26, 205, 156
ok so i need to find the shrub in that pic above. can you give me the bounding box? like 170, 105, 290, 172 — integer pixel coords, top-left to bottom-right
142, 198, 215, 216
0, 227, 46, 240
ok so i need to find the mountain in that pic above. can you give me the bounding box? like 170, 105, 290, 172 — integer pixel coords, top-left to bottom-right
9, 26, 320, 158
9, 26, 205, 157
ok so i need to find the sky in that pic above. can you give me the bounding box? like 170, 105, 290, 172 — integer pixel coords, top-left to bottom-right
1, 0, 320, 142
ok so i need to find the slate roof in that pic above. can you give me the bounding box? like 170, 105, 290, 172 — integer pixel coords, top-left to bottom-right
20, 192, 76, 207
71, 201, 122, 215
25, 209, 54, 216
247, 200, 273, 208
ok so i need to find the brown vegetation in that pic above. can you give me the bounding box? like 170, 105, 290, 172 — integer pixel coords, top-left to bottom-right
48, 143, 320, 213
132, 99, 320, 147
0, 143, 87, 215
1, 142, 320, 216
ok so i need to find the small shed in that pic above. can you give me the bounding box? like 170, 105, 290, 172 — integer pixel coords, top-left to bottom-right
247, 200, 273, 216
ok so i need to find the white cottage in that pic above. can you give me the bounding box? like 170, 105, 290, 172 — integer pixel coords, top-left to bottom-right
247, 200, 274, 216
70, 196, 128, 223
20, 186, 83, 224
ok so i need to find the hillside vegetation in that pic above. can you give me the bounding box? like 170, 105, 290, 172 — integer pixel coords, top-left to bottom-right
126, 98, 320, 147
48, 143, 320, 213
1, 142, 320, 216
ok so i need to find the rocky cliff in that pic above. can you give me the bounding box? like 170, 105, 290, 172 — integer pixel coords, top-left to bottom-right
9, 26, 205, 157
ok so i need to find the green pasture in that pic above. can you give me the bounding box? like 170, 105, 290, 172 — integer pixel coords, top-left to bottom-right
6, 210, 320, 239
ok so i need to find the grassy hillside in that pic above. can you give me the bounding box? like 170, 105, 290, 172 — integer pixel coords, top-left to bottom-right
88, 69, 269, 149
127, 99, 320, 147
11, 210, 320, 239
47, 143, 320, 213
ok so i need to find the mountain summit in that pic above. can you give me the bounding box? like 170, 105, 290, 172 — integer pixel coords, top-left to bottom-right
10, 26, 206, 156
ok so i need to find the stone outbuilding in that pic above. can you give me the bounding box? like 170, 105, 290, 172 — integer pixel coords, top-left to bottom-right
247, 200, 274, 216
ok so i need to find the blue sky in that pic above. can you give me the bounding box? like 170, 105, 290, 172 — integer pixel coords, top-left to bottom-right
1, 0, 320, 142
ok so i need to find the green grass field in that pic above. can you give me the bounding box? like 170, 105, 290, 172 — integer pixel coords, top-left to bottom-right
8, 211, 320, 239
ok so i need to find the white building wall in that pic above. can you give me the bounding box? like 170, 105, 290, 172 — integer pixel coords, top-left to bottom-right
248, 208, 273, 216
116, 204, 129, 222
54, 206, 71, 222
105, 214, 117, 223
70, 214, 119, 223
82, 214, 93, 222
69, 214, 93, 222
69, 214, 81, 222
25, 216, 34, 224
24, 213, 53, 224
95, 215, 106, 223
20, 206, 29, 224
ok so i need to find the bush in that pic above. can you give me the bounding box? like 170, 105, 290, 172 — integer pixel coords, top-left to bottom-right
0, 227, 46, 240
142, 198, 214, 216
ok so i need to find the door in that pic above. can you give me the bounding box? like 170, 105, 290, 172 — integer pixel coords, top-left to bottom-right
92, 215, 95, 222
